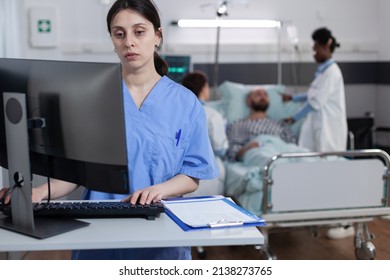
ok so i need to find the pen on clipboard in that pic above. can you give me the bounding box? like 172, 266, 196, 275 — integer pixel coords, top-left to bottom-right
208, 219, 243, 228
175, 129, 181, 146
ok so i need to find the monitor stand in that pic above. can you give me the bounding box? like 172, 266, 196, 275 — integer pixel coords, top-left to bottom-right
0, 92, 89, 239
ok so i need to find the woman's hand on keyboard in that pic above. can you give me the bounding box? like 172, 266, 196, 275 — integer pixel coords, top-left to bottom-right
122, 174, 199, 205
0, 187, 10, 204
123, 185, 165, 205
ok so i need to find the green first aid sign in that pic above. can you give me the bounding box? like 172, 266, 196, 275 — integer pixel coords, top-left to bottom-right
37, 19, 51, 33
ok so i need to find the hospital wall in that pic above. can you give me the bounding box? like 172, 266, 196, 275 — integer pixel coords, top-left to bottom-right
12, 0, 390, 128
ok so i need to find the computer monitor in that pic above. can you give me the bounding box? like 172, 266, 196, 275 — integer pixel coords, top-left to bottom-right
0, 58, 129, 238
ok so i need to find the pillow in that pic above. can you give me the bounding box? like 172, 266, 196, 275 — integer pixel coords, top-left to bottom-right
218, 81, 304, 137
203, 100, 226, 118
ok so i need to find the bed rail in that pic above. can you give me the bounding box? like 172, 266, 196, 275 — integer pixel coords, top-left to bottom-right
262, 149, 390, 215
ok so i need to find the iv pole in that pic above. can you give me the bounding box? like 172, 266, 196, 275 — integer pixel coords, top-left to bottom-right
212, 1, 283, 94
213, 1, 228, 99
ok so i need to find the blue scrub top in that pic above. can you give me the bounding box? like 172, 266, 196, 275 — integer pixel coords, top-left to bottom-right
74, 76, 218, 260
84, 75, 218, 200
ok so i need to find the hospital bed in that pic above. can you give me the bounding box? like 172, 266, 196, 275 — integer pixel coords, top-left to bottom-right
198, 81, 390, 260
260, 149, 390, 260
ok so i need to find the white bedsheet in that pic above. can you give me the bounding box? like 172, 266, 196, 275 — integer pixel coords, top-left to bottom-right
224, 135, 340, 216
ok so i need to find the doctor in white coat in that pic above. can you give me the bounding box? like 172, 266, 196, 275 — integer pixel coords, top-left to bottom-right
282, 27, 347, 152
282, 27, 351, 240
181, 71, 227, 195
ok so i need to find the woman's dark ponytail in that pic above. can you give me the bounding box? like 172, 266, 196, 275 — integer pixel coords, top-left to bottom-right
154, 52, 168, 76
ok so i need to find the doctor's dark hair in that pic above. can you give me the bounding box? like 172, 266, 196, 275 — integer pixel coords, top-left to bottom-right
181, 71, 208, 98
106, 0, 168, 76
312, 27, 340, 53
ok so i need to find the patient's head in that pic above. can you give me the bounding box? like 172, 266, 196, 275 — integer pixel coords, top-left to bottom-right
246, 88, 269, 112
181, 71, 210, 101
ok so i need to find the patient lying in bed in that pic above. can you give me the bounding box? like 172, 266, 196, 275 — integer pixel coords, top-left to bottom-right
223, 87, 321, 215
226, 87, 296, 162
224, 133, 314, 215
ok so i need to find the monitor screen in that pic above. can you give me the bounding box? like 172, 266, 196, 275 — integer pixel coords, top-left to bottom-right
162, 55, 191, 83
0, 58, 129, 195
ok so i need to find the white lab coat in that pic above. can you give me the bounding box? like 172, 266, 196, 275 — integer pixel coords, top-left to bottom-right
299, 63, 347, 152
193, 105, 228, 196
203, 105, 228, 155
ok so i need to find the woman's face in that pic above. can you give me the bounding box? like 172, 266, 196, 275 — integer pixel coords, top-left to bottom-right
201, 83, 210, 101
312, 41, 331, 63
110, 9, 161, 72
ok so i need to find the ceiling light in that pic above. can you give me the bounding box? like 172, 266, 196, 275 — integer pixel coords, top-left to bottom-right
174, 19, 282, 28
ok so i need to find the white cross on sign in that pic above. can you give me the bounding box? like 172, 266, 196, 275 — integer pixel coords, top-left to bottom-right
37, 19, 51, 33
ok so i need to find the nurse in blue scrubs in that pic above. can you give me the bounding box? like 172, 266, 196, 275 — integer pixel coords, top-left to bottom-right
73, 0, 218, 260
20, 0, 218, 260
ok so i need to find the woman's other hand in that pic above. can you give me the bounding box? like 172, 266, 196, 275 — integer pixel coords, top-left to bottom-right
0, 187, 10, 204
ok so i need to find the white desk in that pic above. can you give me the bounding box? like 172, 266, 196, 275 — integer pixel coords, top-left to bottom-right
0, 213, 264, 252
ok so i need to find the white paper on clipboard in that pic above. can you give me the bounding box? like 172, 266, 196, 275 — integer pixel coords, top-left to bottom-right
162, 196, 264, 228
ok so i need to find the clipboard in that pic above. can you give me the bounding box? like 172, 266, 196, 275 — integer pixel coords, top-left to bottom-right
162, 196, 266, 231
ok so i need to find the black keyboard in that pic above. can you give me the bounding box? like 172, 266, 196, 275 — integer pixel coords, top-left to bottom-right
1, 201, 165, 220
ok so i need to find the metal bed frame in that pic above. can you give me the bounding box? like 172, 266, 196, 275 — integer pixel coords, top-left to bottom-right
259, 149, 390, 260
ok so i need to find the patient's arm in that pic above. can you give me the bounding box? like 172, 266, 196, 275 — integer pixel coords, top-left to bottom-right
236, 141, 260, 161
